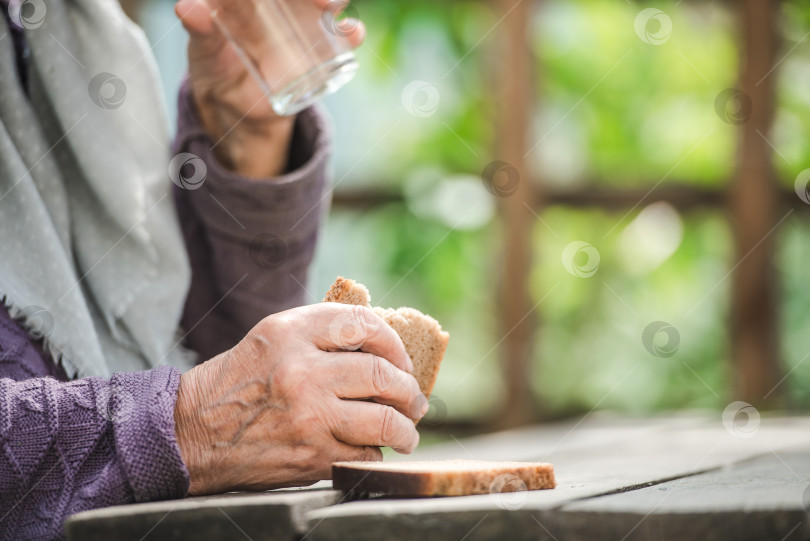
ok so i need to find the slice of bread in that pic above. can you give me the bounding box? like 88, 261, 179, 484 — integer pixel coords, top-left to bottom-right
323, 277, 372, 308
323, 277, 449, 399
332, 460, 556, 496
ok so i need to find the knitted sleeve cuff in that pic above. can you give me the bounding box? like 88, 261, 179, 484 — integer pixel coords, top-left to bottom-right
172, 75, 332, 245
109, 366, 190, 502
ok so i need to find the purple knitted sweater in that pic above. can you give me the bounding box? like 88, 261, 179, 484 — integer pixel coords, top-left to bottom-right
0, 33, 330, 541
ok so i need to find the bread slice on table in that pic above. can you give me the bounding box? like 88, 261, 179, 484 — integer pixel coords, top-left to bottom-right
332, 460, 556, 496
323, 277, 449, 399
325, 280, 555, 496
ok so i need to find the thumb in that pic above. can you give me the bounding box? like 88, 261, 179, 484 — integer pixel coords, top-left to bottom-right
175, 0, 217, 37
176, 0, 229, 56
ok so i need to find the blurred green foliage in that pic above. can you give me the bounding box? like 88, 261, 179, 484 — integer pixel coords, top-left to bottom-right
313, 208, 502, 421
531, 1, 737, 188
141, 0, 810, 422
322, 0, 497, 189
774, 1, 810, 184
533, 207, 731, 414
774, 1, 810, 405
316, 0, 810, 419
778, 217, 810, 407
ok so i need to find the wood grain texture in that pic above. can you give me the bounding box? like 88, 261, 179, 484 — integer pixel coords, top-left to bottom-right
304, 414, 810, 541
556, 452, 810, 541
64, 415, 810, 541
65, 488, 339, 541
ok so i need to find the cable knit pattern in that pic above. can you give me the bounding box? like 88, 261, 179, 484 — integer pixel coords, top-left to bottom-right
0, 352, 188, 539
0, 16, 330, 539
0, 93, 330, 539
108, 368, 189, 503
0, 308, 63, 383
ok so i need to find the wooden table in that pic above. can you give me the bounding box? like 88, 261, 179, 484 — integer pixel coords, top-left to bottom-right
65, 413, 810, 541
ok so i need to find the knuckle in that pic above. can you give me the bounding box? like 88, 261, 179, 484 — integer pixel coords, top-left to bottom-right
348, 305, 370, 343
379, 406, 399, 446
352, 304, 372, 323
274, 361, 306, 395
253, 314, 292, 346
292, 410, 325, 445
352, 305, 381, 340
370, 355, 395, 396
296, 444, 321, 471
407, 373, 421, 398
256, 313, 281, 335
331, 306, 369, 350
254, 315, 274, 334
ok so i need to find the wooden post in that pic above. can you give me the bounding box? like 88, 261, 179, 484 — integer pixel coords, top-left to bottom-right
493, 0, 537, 427
730, 0, 782, 406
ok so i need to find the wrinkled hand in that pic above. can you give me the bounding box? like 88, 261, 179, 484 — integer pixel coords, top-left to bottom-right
174, 303, 427, 495
175, 0, 365, 178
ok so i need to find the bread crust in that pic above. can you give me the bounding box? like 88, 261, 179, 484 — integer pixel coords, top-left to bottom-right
332, 460, 556, 496
323, 277, 371, 307
323, 277, 449, 398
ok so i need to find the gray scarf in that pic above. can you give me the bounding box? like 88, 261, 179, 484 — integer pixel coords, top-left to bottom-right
0, 0, 194, 378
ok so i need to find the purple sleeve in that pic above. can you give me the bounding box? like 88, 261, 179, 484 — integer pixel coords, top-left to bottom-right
172, 78, 332, 361
0, 312, 189, 539
0, 77, 331, 537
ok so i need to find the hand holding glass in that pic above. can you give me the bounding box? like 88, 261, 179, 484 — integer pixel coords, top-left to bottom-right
208, 0, 359, 116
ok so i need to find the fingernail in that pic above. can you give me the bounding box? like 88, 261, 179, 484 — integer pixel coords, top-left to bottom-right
406, 355, 415, 373
411, 393, 428, 419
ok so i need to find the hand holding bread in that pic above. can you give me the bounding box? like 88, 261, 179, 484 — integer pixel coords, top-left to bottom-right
324, 277, 450, 404
174, 301, 429, 495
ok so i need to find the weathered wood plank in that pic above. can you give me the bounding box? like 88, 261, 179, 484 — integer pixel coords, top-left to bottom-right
388, 413, 715, 462
553, 451, 810, 541
303, 415, 810, 541
64, 415, 810, 541
65, 488, 340, 541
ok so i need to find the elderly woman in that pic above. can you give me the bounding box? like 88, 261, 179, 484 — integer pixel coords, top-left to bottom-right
0, 0, 428, 538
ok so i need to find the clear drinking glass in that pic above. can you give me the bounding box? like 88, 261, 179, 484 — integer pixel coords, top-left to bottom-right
209, 0, 359, 116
